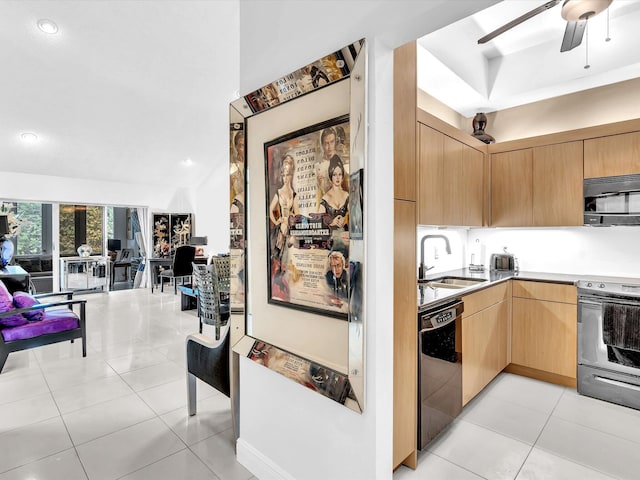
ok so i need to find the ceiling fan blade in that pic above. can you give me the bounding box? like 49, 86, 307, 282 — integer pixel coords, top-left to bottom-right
560, 20, 587, 51
478, 0, 562, 44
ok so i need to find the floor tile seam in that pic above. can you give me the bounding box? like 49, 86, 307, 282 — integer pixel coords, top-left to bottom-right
58, 390, 153, 421
479, 389, 563, 416
0, 386, 51, 408
548, 390, 640, 444
419, 451, 490, 479
454, 417, 538, 449
157, 407, 234, 449
0, 446, 87, 478
532, 444, 625, 480
104, 359, 173, 376
465, 388, 561, 418
121, 373, 187, 394
68, 412, 167, 449
110, 446, 192, 480
0, 418, 74, 471
43, 370, 121, 393
0, 392, 62, 436
549, 407, 640, 447
188, 431, 238, 480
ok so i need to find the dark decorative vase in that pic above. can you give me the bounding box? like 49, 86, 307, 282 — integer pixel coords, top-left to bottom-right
0, 238, 14, 267
471, 112, 495, 144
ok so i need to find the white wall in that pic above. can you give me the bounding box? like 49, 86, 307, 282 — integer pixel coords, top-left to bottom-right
0, 171, 181, 211
416, 226, 640, 281
470, 227, 640, 278
236, 1, 499, 479
477, 77, 640, 143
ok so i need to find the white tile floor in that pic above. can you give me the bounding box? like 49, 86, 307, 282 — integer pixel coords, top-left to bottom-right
4, 289, 640, 480
394, 372, 640, 480
0, 288, 255, 480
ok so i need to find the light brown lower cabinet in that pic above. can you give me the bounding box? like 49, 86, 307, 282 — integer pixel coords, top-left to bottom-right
511, 281, 577, 383
462, 282, 510, 405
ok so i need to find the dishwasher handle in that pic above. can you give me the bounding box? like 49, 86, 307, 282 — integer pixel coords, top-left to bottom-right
419, 300, 464, 331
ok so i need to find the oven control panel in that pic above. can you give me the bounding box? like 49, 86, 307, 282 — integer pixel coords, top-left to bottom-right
578, 280, 640, 298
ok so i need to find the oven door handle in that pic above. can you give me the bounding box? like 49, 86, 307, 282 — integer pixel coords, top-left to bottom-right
594, 375, 640, 393
579, 299, 603, 307
580, 297, 640, 308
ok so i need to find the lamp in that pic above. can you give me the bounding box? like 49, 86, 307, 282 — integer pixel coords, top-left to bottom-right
190, 236, 208, 246
190, 236, 208, 256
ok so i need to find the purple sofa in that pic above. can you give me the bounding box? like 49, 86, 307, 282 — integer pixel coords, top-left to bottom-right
0, 282, 86, 373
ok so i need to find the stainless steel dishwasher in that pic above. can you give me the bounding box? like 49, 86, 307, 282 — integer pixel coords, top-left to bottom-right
418, 298, 464, 449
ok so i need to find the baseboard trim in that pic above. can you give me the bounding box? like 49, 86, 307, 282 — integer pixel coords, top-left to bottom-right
505, 364, 577, 388
236, 438, 296, 480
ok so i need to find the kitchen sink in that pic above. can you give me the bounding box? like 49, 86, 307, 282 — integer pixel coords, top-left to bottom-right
420, 276, 488, 289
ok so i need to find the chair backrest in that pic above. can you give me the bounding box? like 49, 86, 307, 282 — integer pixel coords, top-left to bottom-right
192, 263, 229, 337
172, 245, 196, 276
212, 254, 230, 300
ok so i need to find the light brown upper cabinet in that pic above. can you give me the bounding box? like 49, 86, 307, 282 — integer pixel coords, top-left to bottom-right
532, 141, 583, 226
491, 141, 583, 227
584, 131, 640, 178
418, 124, 483, 226
491, 148, 533, 226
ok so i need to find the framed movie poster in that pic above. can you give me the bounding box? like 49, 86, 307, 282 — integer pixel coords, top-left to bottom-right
264, 114, 350, 318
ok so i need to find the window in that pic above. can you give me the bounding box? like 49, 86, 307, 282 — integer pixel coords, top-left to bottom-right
0, 201, 52, 256
15, 203, 46, 255
59, 205, 104, 256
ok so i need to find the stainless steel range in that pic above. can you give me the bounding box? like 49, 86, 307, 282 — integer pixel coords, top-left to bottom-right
578, 280, 640, 410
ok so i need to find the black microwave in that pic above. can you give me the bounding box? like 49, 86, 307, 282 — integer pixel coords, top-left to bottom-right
584, 174, 640, 226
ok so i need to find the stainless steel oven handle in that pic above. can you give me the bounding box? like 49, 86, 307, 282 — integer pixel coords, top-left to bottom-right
594, 375, 640, 393
578, 299, 603, 306
579, 296, 640, 307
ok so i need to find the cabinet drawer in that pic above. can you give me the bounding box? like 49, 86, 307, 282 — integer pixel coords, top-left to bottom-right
462, 281, 509, 317
512, 280, 576, 304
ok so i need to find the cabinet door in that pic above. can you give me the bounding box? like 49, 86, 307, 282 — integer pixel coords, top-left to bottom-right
533, 141, 583, 226
584, 131, 640, 178
442, 135, 463, 225
511, 297, 577, 379
491, 149, 533, 226
462, 300, 509, 405
418, 124, 444, 225
462, 145, 484, 226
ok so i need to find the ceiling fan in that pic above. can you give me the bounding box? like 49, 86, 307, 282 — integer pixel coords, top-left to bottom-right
478, 0, 613, 52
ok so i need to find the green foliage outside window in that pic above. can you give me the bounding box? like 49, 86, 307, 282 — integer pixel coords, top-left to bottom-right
59, 205, 104, 256
16, 203, 43, 255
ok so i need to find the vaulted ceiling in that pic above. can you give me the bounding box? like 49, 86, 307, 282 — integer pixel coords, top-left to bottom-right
417, 0, 640, 117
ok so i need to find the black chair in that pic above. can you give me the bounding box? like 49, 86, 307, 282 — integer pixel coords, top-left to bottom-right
158, 245, 195, 294
186, 262, 231, 416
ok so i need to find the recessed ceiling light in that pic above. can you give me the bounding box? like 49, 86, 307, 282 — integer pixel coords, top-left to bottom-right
20, 132, 39, 144
37, 19, 58, 34
181, 158, 194, 166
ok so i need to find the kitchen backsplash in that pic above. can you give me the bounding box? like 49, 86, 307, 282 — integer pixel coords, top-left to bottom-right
417, 226, 640, 278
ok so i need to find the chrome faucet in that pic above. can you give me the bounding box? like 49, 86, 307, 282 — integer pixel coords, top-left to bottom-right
418, 234, 451, 281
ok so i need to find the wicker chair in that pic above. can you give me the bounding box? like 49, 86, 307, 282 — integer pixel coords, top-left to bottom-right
186, 260, 231, 416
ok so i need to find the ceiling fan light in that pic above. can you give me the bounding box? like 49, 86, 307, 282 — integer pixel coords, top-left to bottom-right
561, 0, 613, 22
